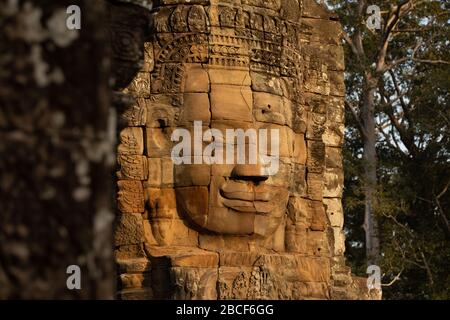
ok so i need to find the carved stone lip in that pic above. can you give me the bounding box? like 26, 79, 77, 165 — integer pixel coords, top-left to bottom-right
220, 191, 274, 214
222, 199, 274, 214
218, 180, 276, 214
219, 189, 273, 202
219, 182, 274, 202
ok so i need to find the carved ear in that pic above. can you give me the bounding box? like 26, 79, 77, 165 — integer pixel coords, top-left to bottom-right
146, 101, 180, 128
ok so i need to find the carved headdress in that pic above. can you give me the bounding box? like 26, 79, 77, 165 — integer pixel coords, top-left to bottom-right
150, 0, 306, 98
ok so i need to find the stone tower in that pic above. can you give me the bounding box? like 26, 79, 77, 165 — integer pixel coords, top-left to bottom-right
112, 0, 377, 300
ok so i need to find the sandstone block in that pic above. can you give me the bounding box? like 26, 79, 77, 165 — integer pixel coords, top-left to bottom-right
217, 266, 258, 300
115, 244, 146, 261
207, 207, 255, 235
327, 96, 345, 123
266, 160, 292, 188
306, 112, 326, 141
127, 72, 151, 98
118, 127, 144, 155
171, 267, 218, 300
146, 188, 177, 219
307, 172, 324, 201
145, 217, 198, 248
117, 180, 145, 213
287, 197, 311, 225
184, 64, 210, 92
176, 187, 209, 228
324, 168, 344, 198
285, 224, 308, 254
146, 127, 174, 158
147, 247, 219, 268
198, 234, 254, 252
117, 258, 151, 274
219, 252, 260, 267
117, 155, 148, 180
210, 85, 253, 122
179, 93, 211, 125
304, 93, 326, 115
161, 157, 175, 186
325, 147, 343, 169
171, 219, 199, 247
304, 65, 330, 96
293, 134, 307, 164
254, 214, 283, 238
262, 124, 294, 158
328, 70, 345, 97
292, 105, 308, 134
323, 122, 345, 147
147, 157, 162, 187
114, 213, 144, 246
322, 45, 345, 71
309, 200, 327, 231
174, 164, 211, 187
119, 288, 154, 300
146, 98, 180, 128
151, 218, 175, 246
120, 273, 151, 289
307, 140, 326, 174
121, 98, 147, 127
307, 230, 330, 257
332, 227, 346, 256
143, 220, 159, 246
250, 72, 284, 96
253, 92, 286, 126
208, 67, 251, 86
303, 0, 336, 19
302, 18, 343, 45
323, 198, 344, 228
304, 282, 330, 299
291, 163, 307, 196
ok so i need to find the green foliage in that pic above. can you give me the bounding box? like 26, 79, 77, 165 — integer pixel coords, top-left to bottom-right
327, 0, 450, 299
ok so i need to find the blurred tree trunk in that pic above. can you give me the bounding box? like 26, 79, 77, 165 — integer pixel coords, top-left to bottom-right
0, 0, 114, 299
361, 73, 380, 266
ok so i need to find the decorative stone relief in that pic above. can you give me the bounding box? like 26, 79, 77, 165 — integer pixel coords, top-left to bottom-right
111, 0, 378, 300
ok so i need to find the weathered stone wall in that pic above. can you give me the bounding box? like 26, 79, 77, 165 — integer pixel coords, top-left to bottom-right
0, 0, 114, 299
114, 0, 377, 300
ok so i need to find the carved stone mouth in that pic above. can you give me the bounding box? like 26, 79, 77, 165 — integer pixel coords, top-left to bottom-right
219, 189, 274, 214
222, 199, 274, 214
218, 179, 276, 215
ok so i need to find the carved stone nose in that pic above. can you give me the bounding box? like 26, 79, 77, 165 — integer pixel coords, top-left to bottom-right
231, 164, 269, 182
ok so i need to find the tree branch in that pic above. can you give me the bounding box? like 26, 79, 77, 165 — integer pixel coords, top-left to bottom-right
345, 100, 367, 138
411, 57, 450, 65
382, 269, 404, 287
377, 0, 415, 72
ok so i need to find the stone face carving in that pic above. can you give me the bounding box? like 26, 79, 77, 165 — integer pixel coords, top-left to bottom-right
113, 0, 379, 300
